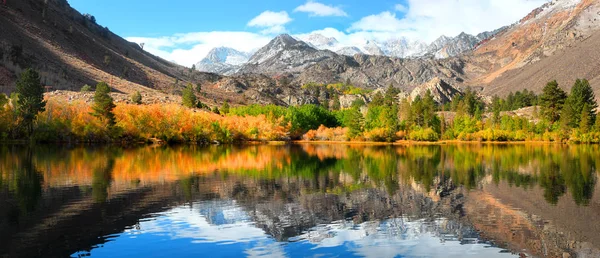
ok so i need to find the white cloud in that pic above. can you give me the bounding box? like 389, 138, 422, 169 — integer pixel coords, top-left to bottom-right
127, 0, 551, 67
348, 12, 405, 33
294, 1, 348, 17
126, 32, 271, 67
349, 0, 549, 42
394, 3, 408, 13
247, 11, 292, 34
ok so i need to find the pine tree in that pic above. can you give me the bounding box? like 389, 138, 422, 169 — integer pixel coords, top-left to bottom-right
182, 83, 197, 108
15, 68, 46, 135
384, 84, 399, 106
331, 94, 341, 111
220, 101, 230, 115
540, 81, 568, 123
347, 107, 364, 138
580, 103, 591, 133
370, 92, 384, 107
91, 82, 116, 127
564, 79, 597, 127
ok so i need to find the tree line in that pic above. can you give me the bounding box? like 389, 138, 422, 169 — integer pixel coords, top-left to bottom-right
0, 68, 598, 143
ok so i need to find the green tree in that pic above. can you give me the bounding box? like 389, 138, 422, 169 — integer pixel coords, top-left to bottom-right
580, 103, 591, 133
331, 93, 341, 111
370, 91, 384, 107
130, 91, 142, 104
490, 95, 502, 125
347, 107, 364, 138
384, 84, 399, 106
91, 82, 116, 127
0, 93, 8, 108
196, 83, 202, 93
15, 69, 46, 135
563, 79, 597, 127
182, 83, 197, 108
220, 101, 230, 115
540, 80, 567, 123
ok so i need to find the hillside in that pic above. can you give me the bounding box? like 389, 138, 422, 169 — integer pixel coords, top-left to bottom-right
2, 0, 600, 107
0, 0, 243, 105
466, 0, 600, 97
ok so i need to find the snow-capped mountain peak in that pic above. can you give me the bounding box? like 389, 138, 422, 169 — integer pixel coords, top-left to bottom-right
199, 47, 250, 66
195, 47, 251, 75
299, 33, 339, 49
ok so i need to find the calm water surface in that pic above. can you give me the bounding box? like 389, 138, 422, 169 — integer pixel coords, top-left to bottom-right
1, 144, 599, 257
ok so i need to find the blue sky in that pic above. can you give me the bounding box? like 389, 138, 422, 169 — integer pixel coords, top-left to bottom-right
69, 0, 407, 38
69, 0, 549, 66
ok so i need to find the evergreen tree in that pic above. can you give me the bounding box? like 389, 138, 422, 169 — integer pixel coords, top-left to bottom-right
491, 95, 502, 125
91, 82, 116, 127
347, 107, 364, 138
196, 83, 202, 93
384, 84, 399, 106
0, 93, 7, 108
331, 93, 341, 111
15, 68, 46, 135
422, 91, 436, 127
370, 92, 384, 107
580, 103, 591, 133
540, 80, 567, 123
220, 101, 230, 115
412, 95, 424, 127
182, 83, 197, 108
564, 79, 597, 127
399, 98, 413, 128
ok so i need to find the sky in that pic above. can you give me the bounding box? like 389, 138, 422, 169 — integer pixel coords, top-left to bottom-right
69, 0, 549, 67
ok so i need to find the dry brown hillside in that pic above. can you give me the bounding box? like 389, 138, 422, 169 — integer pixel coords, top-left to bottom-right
467, 0, 600, 98
0, 0, 248, 105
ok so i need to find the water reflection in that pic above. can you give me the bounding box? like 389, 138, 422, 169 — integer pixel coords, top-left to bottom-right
0, 144, 599, 257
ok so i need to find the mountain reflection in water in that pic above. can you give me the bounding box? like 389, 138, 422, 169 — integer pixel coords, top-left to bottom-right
0, 144, 599, 257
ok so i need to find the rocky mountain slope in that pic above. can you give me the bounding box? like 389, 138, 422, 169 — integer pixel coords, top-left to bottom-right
195, 47, 250, 75
300, 31, 502, 59
466, 0, 600, 97
237, 34, 468, 91
0, 0, 262, 106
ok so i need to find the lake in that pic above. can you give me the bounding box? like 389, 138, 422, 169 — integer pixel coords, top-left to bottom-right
1, 143, 599, 258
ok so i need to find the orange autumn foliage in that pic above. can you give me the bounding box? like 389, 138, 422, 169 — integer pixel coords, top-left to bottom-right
34, 100, 290, 142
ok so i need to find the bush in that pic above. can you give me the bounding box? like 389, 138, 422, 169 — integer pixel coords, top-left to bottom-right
409, 128, 439, 141
81, 84, 93, 92
303, 125, 348, 141
364, 128, 396, 142
131, 91, 142, 104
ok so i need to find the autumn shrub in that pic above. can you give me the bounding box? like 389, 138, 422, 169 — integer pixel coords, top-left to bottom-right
409, 128, 439, 141
364, 128, 396, 142
395, 130, 407, 140
35, 100, 110, 142
303, 125, 348, 141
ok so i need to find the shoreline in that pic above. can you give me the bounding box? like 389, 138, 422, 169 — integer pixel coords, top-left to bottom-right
0, 139, 571, 147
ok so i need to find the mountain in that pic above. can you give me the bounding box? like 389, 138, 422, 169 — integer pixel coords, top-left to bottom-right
299, 34, 339, 49
336, 47, 363, 56
362, 40, 386, 56
299, 32, 489, 59
427, 32, 480, 59
195, 47, 250, 75
467, 0, 600, 97
409, 77, 462, 104
239, 34, 342, 75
